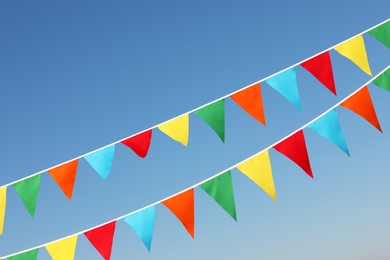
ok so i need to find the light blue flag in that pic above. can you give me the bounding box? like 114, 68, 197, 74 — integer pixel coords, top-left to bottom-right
265, 68, 301, 110
124, 206, 155, 251
84, 145, 115, 180
308, 109, 349, 155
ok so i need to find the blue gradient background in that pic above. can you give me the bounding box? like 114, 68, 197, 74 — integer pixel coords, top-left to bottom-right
0, 1, 389, 259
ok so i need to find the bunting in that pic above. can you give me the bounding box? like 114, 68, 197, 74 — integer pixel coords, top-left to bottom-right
368, 20, 390, 49
7, 249, 39, 260
373, 67, 390, 91
121, 129, 153, 158
0, 187, 6, 235
340, 86, 382, 132
162, 189, 195, 238
48, 160, 78, 200
273, 130, 313, 178
46, 235, 78, 260
13, 175, 41, 218
334, 35, 372, 75
84, 221, 116, 260
84, 145, 115, 180
157, 114, 189, 146
195, 100, 225, 142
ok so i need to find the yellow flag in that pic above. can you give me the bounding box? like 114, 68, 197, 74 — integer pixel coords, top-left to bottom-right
158, 114, 189, 146
46, 235, 78, 260
334, 35, 372, 75
0, 187, 6, 235
236, 150, 276, 200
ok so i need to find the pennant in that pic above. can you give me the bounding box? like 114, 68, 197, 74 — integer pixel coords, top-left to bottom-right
84, 221, 116, 260
230, 83, 266, 125
46, 235, 78, 260
341, 86, 382, 132
236, 150, 277, 200
0, 187, 6, 235
195, 100, 225, 142
121, 129, 152, 158
265, 68, 301, 109
48, 160, 78, 200
157, 114, 189, 146
13, 175, 41, 218
301, 51, 336, 95
162, 189, 194, 238
84, 145, 115, 180
8, 249, 39, 260
273, 130, 313, 178
334, 35, 372, 75
368, 21, 390, 49
373, 68, 390, 92
123, 206, 155, 251
200, 171, 237, 220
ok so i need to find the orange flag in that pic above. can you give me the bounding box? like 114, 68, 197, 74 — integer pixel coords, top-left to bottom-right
162, 189, 194, 238
341, 86, 382, 132
48, 160, 79, 200
230, 83, 266, 125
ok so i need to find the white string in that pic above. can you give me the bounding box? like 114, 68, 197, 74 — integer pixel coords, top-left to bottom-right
0, 18, 388, 189
2, 65, 388, 259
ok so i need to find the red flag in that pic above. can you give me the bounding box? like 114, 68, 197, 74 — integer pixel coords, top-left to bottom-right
162, 189, 195, 238
84, 221, 116, 260
48, 160, 78, 199
301, 51, 336, 95
121, 129, 152, 158
273, 130, 313, 178
341, 86, 382, 132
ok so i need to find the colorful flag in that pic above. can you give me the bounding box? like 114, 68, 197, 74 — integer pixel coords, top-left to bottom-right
195, 100, 225, 142
46, 235, 78, 260
84, 221, 116, 260
124, 206, 155, 251
84, 145, 115, 180
48, 160, 78, 199
158, 114, 189, 146
368, 21, 390, 49
8, 249, 39, 260
373, 68, 390, 92
121, 129, 153, 158
13, 175, 41, 217
0, 187, 6, 235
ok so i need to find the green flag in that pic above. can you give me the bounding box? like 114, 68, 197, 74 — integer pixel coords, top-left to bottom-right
8, 249, 39, 260
368, 21, 390, 49
373, 68, 390, 91
13, 175, 41, 218
195, 99, 225, 142
200, 171, 237, 220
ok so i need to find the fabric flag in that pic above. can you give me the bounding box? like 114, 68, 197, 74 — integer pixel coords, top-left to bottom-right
48, 160, 78, 200
301, 51, 336, 95
123, 206, 155, 251
0, 187, 6, 235
8, 249, 39, 260
265, 68, 301, 110
157, 114, 189, 146
368, 20, 390, 49
334, 35, 372, 75
84, 221, 116, 260
308, 109, 349, 155
162, 189, 194, 238
273, 130, 313, 178
230, 83, 266, 125
340, 86, 382, 132
121, 129, 152, 158
13, 175, 41, 218
200, 171, 237, 220
46, 235, 78, 260
236, 150, 277, 200
84, 145, 115, 180
373, 68, 390, 92
195, 100, 225, 142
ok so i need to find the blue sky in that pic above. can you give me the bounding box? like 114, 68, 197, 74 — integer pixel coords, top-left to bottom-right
0, 1, 389, 259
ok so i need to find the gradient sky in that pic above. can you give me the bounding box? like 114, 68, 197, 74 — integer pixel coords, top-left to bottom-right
0, 1, 389, 259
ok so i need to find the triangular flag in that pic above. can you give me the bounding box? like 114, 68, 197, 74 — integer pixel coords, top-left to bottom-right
158, 114, 189, 146
162, 189, 194, 238
273, 130, 313, 178
0, 187, 6, 235
84, 145, 115, 180
341, 86, 382, 132
195, 100, 225, 142
265, 68, 301, 110
368, 21, 390, 49
46, 235, 78, 260
8, 249, 39, 260
230, 83, 266, 125
373, 68, 390, 92
123, 206, 155, 251
84, 221, 116, 260
13, 175, 41, 218
334, 35, 372, 75
48, 160, 78, 200
301, 51, 337, 95
236, 150, 277, 200
200, 171, 237, 220
121, 129, 152, 158
308, 109, 349, 155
